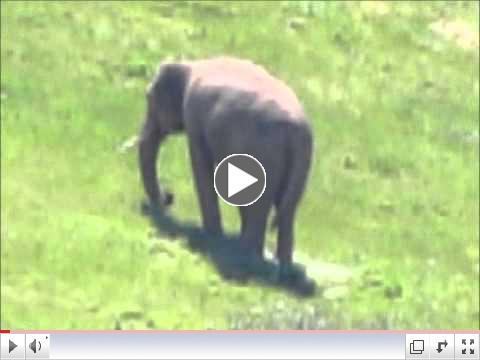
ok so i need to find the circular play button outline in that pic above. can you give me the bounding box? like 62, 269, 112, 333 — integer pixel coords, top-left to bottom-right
214, 153, 266, 207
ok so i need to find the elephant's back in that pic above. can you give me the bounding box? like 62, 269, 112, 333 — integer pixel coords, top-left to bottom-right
186, 57, 305, 120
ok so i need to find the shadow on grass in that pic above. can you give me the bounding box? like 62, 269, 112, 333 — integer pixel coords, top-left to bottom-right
149, 211, 317, 297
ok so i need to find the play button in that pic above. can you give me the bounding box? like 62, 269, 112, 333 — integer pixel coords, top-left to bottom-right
0, 334, 25, 359
214, 154, 266, 206
9, 340, 17, 353
227, 163, 258, 197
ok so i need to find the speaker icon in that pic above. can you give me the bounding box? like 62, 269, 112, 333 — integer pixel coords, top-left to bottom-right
29, 338, 42, 354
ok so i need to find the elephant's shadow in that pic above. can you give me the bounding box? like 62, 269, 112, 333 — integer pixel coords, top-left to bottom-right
149, 211, 316, 297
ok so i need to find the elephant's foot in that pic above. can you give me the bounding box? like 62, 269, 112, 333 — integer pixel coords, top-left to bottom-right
278, 262, 305, 281
140, 191, 174, 217
278, 262, 316, 296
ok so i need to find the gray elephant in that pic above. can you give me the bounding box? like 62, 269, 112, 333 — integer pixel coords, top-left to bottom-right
139, 57, 313, 283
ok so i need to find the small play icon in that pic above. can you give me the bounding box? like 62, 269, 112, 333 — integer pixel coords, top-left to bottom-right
227, 162, 258, 198
214, 154, 266, 206
9, 340, 17, 353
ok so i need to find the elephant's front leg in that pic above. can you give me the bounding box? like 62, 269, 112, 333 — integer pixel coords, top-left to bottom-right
187, 135, 223, 235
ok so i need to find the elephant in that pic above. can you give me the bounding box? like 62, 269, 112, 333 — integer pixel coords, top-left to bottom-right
139, 56, 313, 284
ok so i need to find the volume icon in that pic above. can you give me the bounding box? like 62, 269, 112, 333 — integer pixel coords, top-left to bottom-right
29, 338, 41, 353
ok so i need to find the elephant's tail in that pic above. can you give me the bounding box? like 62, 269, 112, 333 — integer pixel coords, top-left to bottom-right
274, 122, 313, 229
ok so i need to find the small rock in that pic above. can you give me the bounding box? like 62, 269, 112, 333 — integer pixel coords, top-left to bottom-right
343, 154, 357, 170
433, 204, 449, 217
384, 285, 402, 300
378, 200, 395, 213
119, 310, 144, 321
423, 80, 434, 88
146, 319, 156, 329
288, 17, 307, 31
126, 63, 148, 78
381, 63, 393, 73
363, 273, 384, 288
86, 304, 99, 313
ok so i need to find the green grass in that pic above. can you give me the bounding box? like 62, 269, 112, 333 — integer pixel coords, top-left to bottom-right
1, 0, 478, 329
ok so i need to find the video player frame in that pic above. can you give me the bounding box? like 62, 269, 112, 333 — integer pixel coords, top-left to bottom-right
1, 0, 479, 356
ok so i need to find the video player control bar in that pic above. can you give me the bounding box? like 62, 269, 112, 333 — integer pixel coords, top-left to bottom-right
1, 332, 479, 359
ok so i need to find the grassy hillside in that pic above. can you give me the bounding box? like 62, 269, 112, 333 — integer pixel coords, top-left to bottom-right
1, 1, 478, 329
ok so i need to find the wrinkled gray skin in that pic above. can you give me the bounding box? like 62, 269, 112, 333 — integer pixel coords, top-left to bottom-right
139, 57, 312, 279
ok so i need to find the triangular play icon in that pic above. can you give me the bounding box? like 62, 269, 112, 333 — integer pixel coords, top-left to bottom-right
9, 340, 17, 353
228, 162, 258, 198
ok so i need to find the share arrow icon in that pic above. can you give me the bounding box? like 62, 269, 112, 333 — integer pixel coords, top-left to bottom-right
436, 340, 448, 353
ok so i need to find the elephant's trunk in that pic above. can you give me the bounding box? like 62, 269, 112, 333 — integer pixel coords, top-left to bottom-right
139, 123, 166, 211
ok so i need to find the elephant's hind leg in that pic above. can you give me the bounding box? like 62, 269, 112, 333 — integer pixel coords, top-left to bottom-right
276, 126, 312, 266
239, 204, 270, 260
276, 208, 295, 265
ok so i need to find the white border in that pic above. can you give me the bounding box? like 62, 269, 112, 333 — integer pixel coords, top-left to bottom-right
213, 153, 267, 207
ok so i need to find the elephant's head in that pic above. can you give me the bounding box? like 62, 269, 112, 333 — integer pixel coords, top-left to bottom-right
139, 62, 190, 214
145, 63, 190, 136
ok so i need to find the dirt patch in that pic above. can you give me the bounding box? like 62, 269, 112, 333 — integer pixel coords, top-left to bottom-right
429, 18, 479, 51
